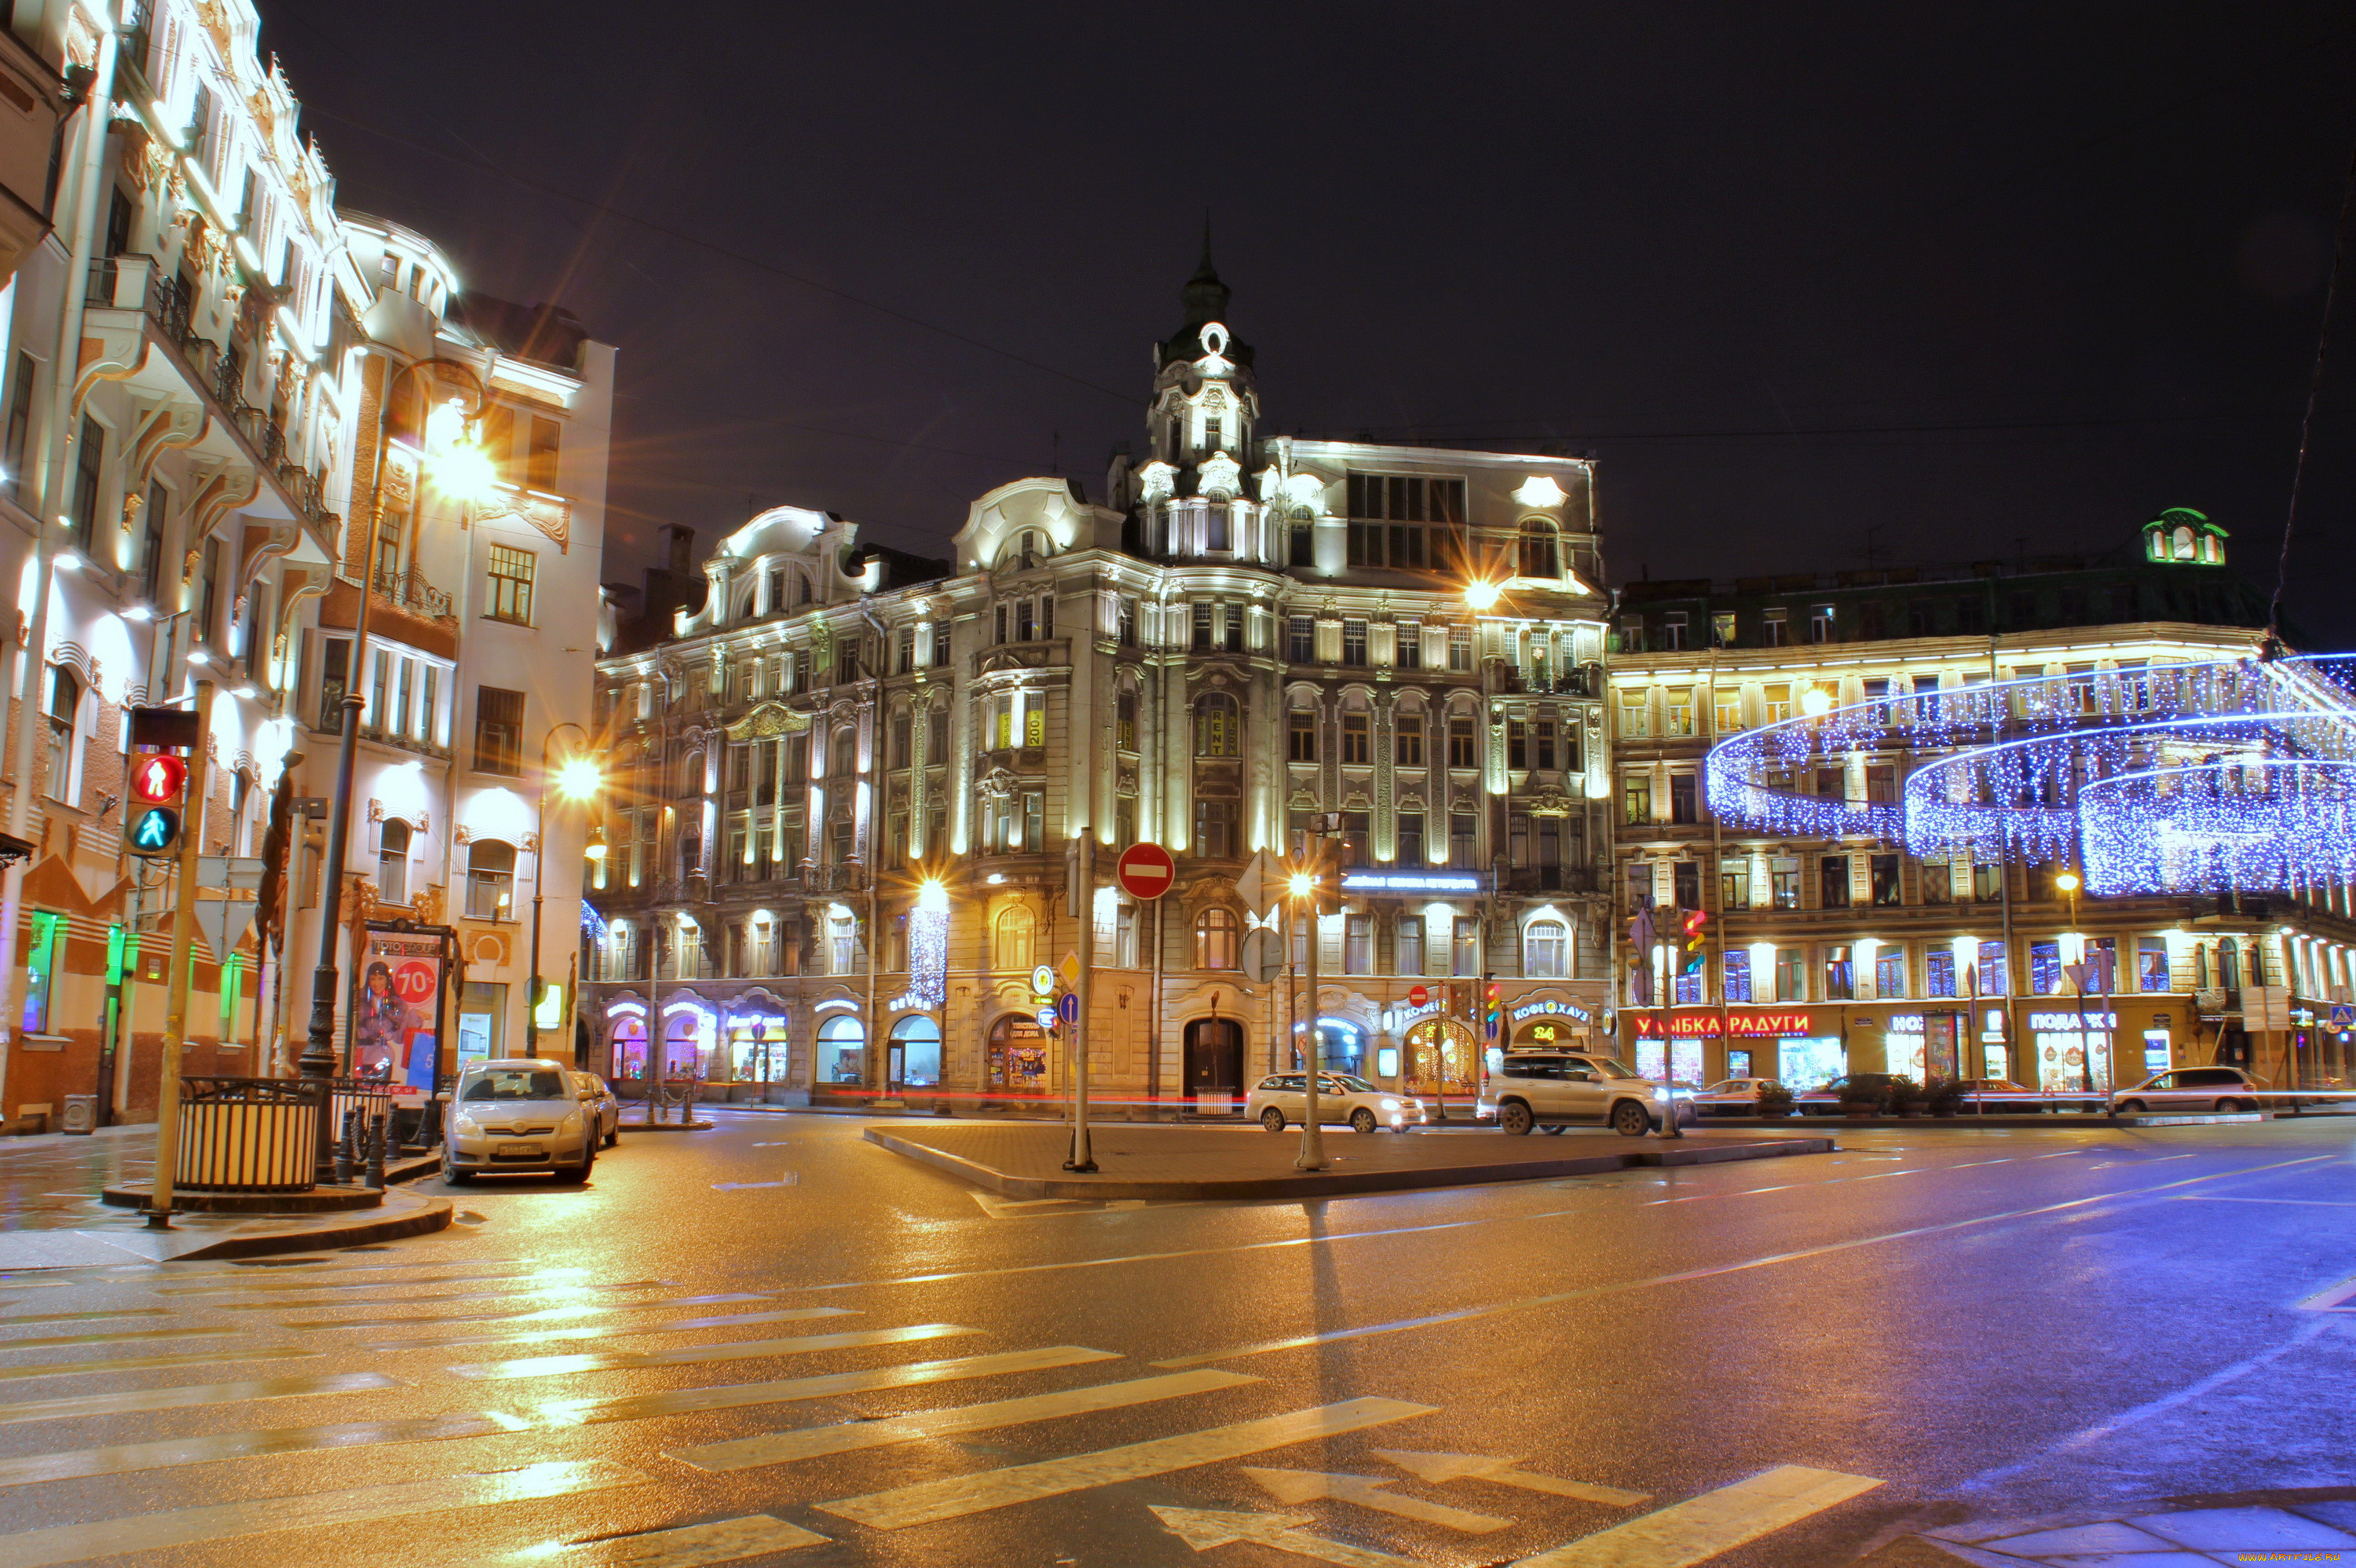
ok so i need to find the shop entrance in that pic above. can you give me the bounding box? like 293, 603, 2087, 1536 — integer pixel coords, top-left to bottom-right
1183, 1017, 1245, 1101
1403, 1018, 1478, 1107
986, 1014, 1052, 1096
891, 1014, 942, 1091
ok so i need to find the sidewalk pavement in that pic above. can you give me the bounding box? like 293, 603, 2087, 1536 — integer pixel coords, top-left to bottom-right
0, 1184, 451, 1266
1868, 1497, 2356, 1563
866, 1121, 1835, 1201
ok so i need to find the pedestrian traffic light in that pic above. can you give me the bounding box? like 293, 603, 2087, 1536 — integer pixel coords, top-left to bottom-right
128, 806, 180, 857
130, 752, 187, 805
1681, 909, 1708, 975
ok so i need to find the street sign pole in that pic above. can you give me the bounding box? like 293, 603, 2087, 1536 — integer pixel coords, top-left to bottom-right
1065, 835, 1096, 1172
146, 681, 214, 1227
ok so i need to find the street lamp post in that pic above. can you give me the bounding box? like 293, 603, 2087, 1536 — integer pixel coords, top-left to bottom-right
2057, 868, 2095, 1096
1290, 832, 1330, 1172
529, 723, 602, 1057
298, 356, 492, 1109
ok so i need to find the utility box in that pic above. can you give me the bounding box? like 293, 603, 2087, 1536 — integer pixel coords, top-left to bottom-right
60, 1095, 97, 1135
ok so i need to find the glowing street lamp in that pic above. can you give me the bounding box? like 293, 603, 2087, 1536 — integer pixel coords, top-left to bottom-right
529, 722, 603, 1055
1463, 579, 1502, 612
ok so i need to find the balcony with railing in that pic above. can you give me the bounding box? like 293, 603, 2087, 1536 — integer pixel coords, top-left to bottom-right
373, 566, 455, 623
95, 257, 338, 533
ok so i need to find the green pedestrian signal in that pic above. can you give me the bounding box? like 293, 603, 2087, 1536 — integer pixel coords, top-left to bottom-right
129, 806, 179, 857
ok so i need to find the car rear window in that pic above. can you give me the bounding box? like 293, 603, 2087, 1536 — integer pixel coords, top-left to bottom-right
462, 1069, 567, 1102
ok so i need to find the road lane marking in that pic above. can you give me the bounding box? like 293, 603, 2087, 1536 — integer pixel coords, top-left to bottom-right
1154, 1155, 2337, 1366
712, 1179, 797, 1190
448, 1321, 982, 1382
818, 1396, 1435, 1530
1374, 1449, 1650, 1506
0, 1325, 245, 1351
1509, 1464, 1883, 1566
1242, 1466, 1513, 1533
0, 1412, 509, 1487
0, 1371, 404, 1428
785, 1150, 2312, 1297
284, 1291, 768, 1331
666, 1368, 1260, 1471
155, 1270, 538, 1296
0, 1457, 646, 1566
364, 1306, 837, 1354
0, 1345, 319, 1383
518, 1514, 830, 1563
2176, 1194, 2356, 1209
526, 1345, 1121, 1427
1154, 1505, 1424, 1566
2296, 1272, 2356, 1310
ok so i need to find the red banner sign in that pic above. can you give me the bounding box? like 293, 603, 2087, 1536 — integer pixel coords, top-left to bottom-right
1633, 1009, 1814, 1039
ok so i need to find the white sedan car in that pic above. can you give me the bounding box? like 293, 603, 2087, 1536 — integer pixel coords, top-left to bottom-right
1247, 1073, 1427, 1133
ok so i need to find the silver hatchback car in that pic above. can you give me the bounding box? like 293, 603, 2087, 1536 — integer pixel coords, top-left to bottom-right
443, 1059, 598, 1182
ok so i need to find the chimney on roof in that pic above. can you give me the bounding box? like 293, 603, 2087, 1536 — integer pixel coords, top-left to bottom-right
662, 524, 695, 574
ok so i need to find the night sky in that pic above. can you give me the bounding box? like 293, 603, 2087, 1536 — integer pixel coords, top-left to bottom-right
266, 2, 2356, 645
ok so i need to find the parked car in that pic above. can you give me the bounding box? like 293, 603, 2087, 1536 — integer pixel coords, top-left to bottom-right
1476, 1051, 1685, 1137
573, 1071, 622, 1148
1950, 1077, 2105, 1114
1248, 1073, 1426, 1133
1795, 1073, 1908, 1115
443, 1059, 599, 1182
2111, 1065, 2266, 1116
1688, 1078, 1783, 1117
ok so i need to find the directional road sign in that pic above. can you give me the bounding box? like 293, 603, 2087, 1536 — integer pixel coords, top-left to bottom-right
2331, 1003, 2355, 1030
1057, 991, 1079, 1025
1240, 927, 1281, 985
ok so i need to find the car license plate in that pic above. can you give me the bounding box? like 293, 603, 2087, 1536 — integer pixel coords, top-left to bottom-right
496, 1142, 540, 1157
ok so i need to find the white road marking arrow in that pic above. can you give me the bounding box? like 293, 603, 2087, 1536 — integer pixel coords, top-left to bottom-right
1241, 1466, 1513, 1533
1150, 1506, 1425, 1567
1373, 1449, 1652, 1507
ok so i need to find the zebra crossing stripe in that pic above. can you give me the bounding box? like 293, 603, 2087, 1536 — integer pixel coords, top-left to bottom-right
0, 1413, 506, 1489
1507, 1464, 1883, 1567
529, 1345, 1121, 1427
0, 1325, 245, 1351
446, 1321, 964, 1382
668, 1368, 1261, 1471
284, 1292, 772, 1332
0, 1457, 646, 1566
364, 1307, 843, 1355
0, 1345, 319, 1383
0, 1372, 404, 1428
819, 1396, 1436, 1531
517, 1513, 829, 1564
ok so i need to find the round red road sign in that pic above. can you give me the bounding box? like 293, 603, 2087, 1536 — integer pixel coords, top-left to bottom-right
1114, 842, 1176, 900
1408, 985, 1429, 1007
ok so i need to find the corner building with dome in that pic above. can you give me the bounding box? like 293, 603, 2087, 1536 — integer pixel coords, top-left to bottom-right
584, 257, 1613, 1111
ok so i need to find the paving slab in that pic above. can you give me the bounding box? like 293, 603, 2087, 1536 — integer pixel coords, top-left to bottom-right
865, 1120, 1835, 1200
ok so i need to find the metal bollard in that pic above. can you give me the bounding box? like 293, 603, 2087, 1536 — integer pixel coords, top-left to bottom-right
334, 1107, 358, 1184
364, 1113, 388, 1190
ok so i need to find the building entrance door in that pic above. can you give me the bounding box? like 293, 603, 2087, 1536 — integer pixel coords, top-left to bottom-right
886, 1044, 905, 1092
1183, 1018, 1244, 1106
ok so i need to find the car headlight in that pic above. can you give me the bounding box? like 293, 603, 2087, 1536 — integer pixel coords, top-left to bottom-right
561, 1112, 581, 1134
454, 1112, 481, 1135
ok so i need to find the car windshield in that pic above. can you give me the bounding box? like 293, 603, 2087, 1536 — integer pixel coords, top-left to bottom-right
461, 1068, 567, 1102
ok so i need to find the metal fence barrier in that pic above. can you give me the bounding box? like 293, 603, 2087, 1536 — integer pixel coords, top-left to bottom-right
176, 1076, 324, 1193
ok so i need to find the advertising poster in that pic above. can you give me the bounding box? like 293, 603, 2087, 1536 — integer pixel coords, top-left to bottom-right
352, 929, 444, 1087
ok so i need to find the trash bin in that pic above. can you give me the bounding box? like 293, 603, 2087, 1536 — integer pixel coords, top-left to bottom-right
60, 1095, 97, 1135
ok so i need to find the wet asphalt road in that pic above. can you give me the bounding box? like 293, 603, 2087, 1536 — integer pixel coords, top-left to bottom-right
0, 1110, 2350, 1566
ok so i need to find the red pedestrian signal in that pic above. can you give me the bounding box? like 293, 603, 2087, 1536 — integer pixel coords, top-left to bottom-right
130, 753, 187, 805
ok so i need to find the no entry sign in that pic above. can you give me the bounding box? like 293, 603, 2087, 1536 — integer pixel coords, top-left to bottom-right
1115, 842, 1176, 901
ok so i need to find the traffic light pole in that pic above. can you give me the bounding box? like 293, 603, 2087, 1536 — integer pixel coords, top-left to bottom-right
145, 680, 215, 1226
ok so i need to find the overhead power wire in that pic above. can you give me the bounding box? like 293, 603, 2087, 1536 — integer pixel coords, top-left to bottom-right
2268, 135, 2356, 651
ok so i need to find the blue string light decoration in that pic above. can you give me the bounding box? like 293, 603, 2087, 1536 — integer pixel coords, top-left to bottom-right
1702, 654, 2356, 896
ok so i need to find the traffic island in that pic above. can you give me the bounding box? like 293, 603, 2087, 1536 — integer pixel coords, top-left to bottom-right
866, 1122, 1836, 1201
0, 1185, 452, 1266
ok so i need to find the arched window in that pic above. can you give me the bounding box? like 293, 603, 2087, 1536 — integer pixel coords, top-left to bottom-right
891, 1014, 942, 1088
1524, 919, 1568, 979
465, 840, 515, 920
829, 726, 856, 778
994, 905, 1036, 972
1194, 908, 1240, 969
379, 819, 412, 904
2173, 526, 2195, 561
1194, 693, 1239, 757
819, 1014, 866, 1084
797, 571, 813, 605
1518, 520, 1560, 579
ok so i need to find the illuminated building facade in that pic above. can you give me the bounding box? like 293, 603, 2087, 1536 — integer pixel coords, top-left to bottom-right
585, 255, 1613, 1108
1608, 514, 2356, 1095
